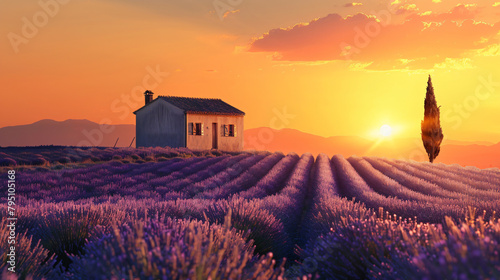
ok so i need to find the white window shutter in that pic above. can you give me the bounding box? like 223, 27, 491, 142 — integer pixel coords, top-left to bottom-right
234, 125, 237, 137
188, 123, 193, 135
201, 123, 204, 136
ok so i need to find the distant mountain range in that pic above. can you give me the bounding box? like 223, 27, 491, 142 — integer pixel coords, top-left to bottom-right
1, 120, 499, 168
0, 119, 135, 147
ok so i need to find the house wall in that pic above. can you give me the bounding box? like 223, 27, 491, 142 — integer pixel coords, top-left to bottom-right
186, 114, 244, 151
136, 100, 186, 148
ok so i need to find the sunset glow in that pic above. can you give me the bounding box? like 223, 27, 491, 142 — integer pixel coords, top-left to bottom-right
1, 0, 500, 146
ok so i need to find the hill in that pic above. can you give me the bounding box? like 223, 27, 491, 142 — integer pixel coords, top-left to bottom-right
0, 119, 135, 147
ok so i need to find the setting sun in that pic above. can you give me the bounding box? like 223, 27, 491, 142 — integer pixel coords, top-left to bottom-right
380, 124, 392, 137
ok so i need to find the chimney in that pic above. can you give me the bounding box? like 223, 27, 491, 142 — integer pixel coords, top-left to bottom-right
144, 90, 154, 105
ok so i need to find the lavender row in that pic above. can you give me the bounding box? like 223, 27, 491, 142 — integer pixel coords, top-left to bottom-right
363, 156, 465, 199
253, 153, 315, 259
299, 154, 372, 245
256, 153, 314, 228
199, 153, 285, 199
190, 154, 268, 198
332, 154, 464, 223
13, 160, 182, 202
445, 161, 500, 179
395, 158, 500, 191
238, 153, 300, 199
17, 159, 178, 188
432, 161, 500, 185
384, 158, 500, 201
349, 156, 440, 202
148, 156, 224, 186
63, 217, 286, 280
0, 146, 207, 166
364, 157, 500, 211
14, 154, 263, 203
291, 211, 500, 279
164, 154, 250, 195
2, 201, 288, 280
351, 157, 500, 217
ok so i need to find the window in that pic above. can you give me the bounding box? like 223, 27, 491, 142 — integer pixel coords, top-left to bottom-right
195, 123, 202, 135
222, 124, 236, 137
188, 122, 203, 135
188, 123, 193, 135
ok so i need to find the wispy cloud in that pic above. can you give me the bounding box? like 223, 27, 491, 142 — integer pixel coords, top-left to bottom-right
223, 9, 240, 19
348, 61, 373, 71
434, 58, 474, 70
390, 0, 402, 6
395, 3, 419, 14
408, 4, 479, 22
344, 2, 363, 7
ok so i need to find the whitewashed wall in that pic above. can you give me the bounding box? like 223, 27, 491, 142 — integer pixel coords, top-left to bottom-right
186, 114, 244, 151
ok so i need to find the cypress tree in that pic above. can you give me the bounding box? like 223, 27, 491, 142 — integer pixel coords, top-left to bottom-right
421, 75, 444, 163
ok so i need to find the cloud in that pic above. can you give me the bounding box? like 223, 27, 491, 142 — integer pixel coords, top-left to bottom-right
395, 3, 419, 15
432, 0, 442, 3
248, 6, 500, 70
434, 58, 474, 69
223, 9, 240, 19
249, 14, 373, 61
344, 2, 363, 7
408, 4, 479, 22
348, 61, 373, 70
494, 2, 500, 7
475, 44, 500, 56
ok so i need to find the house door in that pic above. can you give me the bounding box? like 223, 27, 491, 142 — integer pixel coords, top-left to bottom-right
212, 123, 218, 149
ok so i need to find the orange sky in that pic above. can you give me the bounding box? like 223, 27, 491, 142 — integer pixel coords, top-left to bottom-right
1, 0, 500, 143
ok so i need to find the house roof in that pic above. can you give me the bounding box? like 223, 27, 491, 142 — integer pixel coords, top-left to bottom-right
133, 95, 245, 116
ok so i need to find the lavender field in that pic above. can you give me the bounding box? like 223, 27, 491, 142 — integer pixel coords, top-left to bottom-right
1, 147, 500, 279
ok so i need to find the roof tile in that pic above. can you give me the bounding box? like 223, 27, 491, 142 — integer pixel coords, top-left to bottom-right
158, 96, 245, 116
